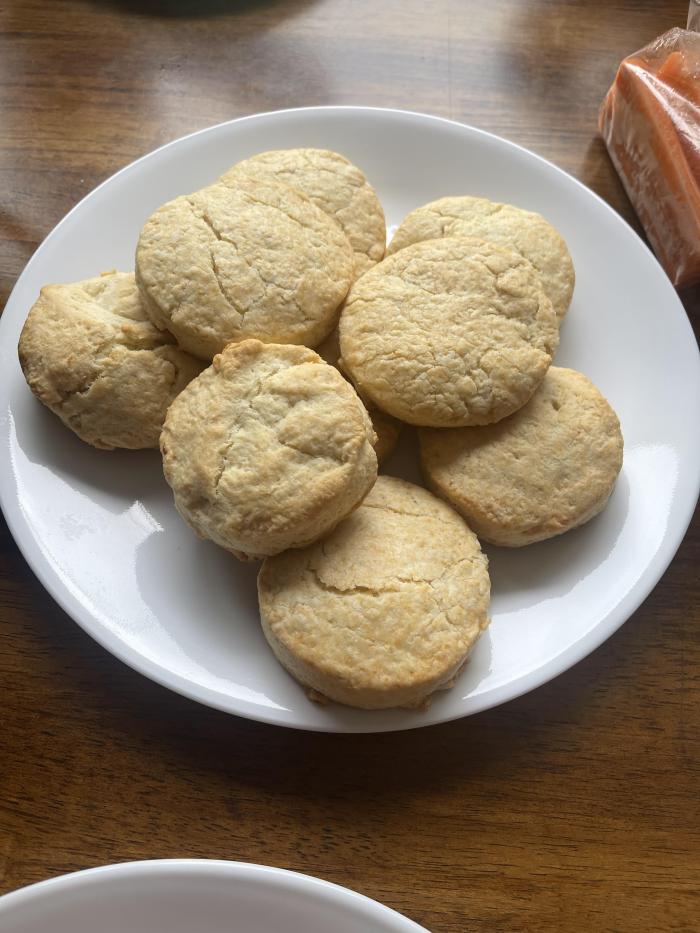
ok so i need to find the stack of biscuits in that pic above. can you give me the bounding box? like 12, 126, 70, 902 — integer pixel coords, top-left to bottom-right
18, 148, 623, 711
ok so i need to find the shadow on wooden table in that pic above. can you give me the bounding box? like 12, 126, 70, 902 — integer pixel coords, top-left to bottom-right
574, 136, 644, 232
5, 487, 692, 924
89, 0, 316, 18
15, 558, 656, 799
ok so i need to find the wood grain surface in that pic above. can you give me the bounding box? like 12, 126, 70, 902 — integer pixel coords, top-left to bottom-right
1, 2, 698, 931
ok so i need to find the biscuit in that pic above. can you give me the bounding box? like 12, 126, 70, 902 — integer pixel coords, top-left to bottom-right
366, 406, 401, 464
338, 237, 559, 428
388, 195, 574, 320
161, 339, 378, 560
419, 367, 623, 546
135, 177, 354, 360
257, 475, 490, 709
315, 327, 401, 463
18, 271, 203, 450
221, 148, 385, 276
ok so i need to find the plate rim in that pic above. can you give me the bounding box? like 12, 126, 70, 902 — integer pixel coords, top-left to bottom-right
1, 105, 699, 733
0, 858, 427, 930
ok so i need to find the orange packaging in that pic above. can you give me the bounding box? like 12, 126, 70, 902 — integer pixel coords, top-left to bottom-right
599, 28, 700, 289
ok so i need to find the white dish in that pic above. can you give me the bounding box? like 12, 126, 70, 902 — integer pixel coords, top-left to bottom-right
1, 107, 698, 732
0, 859, 427, 932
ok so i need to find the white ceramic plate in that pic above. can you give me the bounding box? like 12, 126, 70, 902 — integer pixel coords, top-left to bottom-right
0, 860, 427, 932
1, 107, 698, 732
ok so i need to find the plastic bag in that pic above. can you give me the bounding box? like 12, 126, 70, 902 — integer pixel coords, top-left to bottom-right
689, 0, 700, 31
599, 27, 700, 289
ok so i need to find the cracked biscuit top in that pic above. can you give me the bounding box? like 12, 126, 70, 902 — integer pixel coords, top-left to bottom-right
388, 195, 575, 320
419, 367, 624, 546
338, 236, 559, 428
18, 271, 203, 449
160, 339, 378, 560
135, 178, 355, 360
257, 475, 491, 710
220, 148, 386, 277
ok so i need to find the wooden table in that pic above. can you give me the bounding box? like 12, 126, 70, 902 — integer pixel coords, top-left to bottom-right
1, 2, 698, 930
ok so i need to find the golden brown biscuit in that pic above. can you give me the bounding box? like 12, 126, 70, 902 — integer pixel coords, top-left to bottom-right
388, 195, 575, 320
258, 475, 490, 709
419, 367, 623, 546
221, 148, 385, 276
161, 339, 378, 560
135, 178, 354, 360
18, 271, 203, 450
315, 327, 401, 463
339, 237, 559, 428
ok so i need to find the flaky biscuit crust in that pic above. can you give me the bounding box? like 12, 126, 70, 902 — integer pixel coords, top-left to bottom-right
419, 367, 623, 546
388, 195, 574, 320
339, 237, 559, 428
18, 271, 203, 449
221, 148, 385, 277
136, 177, 354, 360
161, 340, 378, 559
258, 475, 490, 709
